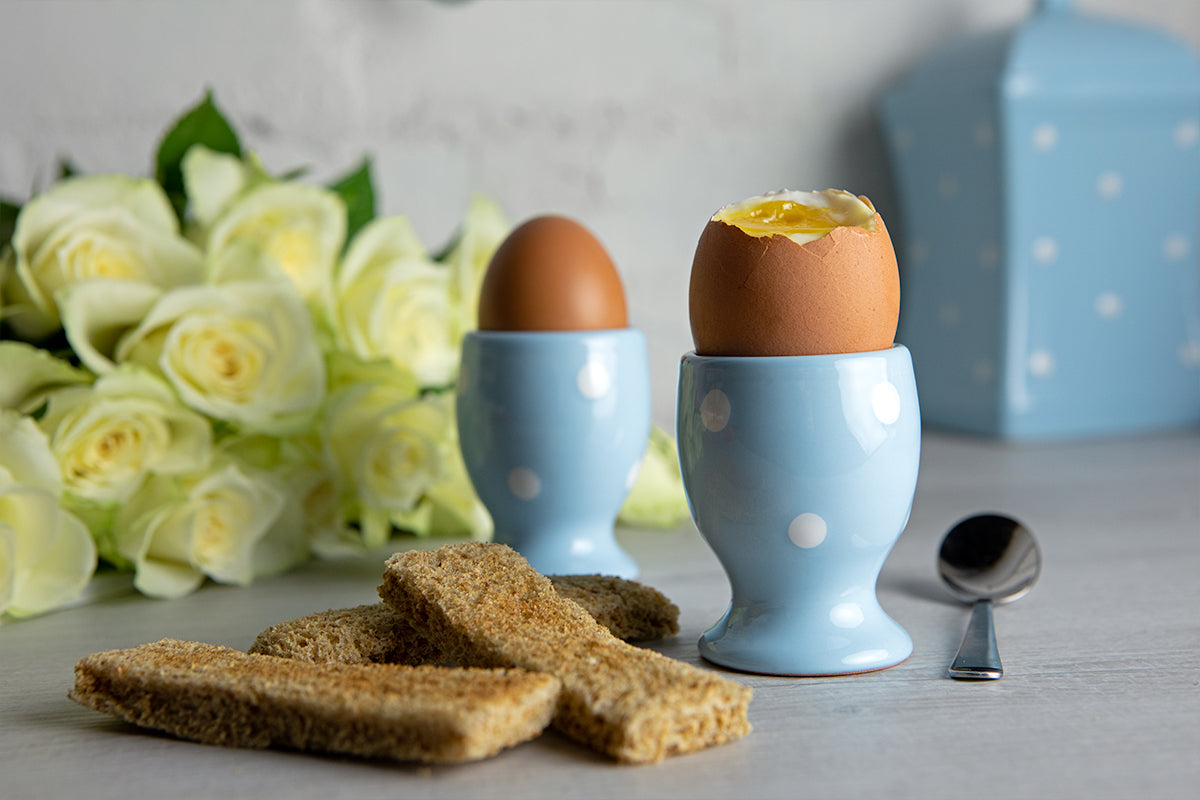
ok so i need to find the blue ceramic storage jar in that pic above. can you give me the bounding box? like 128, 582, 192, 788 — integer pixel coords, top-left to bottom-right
880, 0, 1200, 439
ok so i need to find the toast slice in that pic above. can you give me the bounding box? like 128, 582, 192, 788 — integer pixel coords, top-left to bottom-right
69, 638, 560, 764
550, 574, 680, 641
378, 543, 752, 764
249, 603, 440, 665
249, 574, 679, 665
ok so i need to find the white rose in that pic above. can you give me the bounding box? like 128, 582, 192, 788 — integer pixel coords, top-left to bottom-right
116, 281, 326, 434
332, 216, 463, 388
181, 146, 269, 232
325, 350, 420, 398
204, 178, 346, 305
323, 384, 447, 548
390, 392, 491, 541
0, 410, 96, 617
39, 367, 212, 504
0, 341, 92, 413
217, 433, 341, 574
440, 193, 510, 327
114, 462, 286, 598
3, 175, 203, 340
56, 278, 164, 375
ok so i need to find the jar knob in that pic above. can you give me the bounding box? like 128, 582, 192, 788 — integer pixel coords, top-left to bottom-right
1038, 0, 1074, 13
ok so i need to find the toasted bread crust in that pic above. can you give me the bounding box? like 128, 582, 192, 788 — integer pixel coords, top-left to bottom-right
378, 543, 752, 764
69, 639, 560, 764
249, 574, 679, 665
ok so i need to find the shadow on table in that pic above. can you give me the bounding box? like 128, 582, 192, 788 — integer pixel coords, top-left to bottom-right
29, 694, 604, 772
879, 574, 959, 607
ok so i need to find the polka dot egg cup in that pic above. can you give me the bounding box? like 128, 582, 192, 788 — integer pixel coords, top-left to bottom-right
677, 345, 920, 675
457, 329, 650, 579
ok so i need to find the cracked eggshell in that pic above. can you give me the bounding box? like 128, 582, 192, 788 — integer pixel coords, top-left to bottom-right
688, 211, 899, 356
478, 215, 628, 331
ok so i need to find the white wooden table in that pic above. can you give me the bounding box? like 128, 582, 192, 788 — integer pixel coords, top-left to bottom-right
2, 429, 1198, 800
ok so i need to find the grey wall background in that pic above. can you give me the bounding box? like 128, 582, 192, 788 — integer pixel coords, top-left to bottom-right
3, 0, 1198, 425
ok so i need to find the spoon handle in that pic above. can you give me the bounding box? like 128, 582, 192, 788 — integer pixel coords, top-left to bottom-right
949, 599, 1003, 680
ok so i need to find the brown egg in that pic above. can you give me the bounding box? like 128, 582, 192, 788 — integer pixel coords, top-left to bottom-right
478, 215, 628, 331
688, 189, 899, 356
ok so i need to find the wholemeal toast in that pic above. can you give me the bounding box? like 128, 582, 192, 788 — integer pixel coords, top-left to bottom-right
550, 574, 680, 641
249, 574, 679, 665
378, 542, 752, 764
249, 603, 440, 665
69, 638, 560, 764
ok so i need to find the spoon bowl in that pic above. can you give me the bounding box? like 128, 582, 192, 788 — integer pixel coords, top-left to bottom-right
938, 513, 1042, 679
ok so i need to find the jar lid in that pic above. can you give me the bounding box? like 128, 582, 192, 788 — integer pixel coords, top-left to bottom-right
888, 0, 1200, 99
1006, 0, 1200, 97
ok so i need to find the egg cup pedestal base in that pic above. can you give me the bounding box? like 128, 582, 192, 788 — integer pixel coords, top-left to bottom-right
699, 593, 913, 676
677, 346, 921, 677
458, 330, 650, 579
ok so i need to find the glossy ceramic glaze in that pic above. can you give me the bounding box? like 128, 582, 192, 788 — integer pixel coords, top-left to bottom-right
881, 0, 1200, 438
677, 345, 920, 675
457, 329, 650, 578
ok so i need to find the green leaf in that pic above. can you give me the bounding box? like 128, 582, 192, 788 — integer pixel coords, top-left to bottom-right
57, 158, 81, 180
328, 158, 375, 245
431, 229, 459, 263
0, 199, 19, 251
155, 90, 242, 223
277, 165, 311, 182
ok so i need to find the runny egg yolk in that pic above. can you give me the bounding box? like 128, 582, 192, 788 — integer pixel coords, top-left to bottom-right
713, 190, 877, 245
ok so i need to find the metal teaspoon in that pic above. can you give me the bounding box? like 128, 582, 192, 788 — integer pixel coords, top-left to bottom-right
937, 513, 1042, 680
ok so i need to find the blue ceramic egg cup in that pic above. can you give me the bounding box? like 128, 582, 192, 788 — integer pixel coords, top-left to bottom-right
677, 345, 920, 675
457, 329, 650, 579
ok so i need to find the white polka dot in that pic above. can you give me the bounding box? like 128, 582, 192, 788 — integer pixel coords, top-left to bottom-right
508, 467, 541, 500
872, 382, 901, 425
788, 513, 827, 549
1176, 120, 1200, 148
1096, 171, 1123, 199
973, 121, 995, 148
700, 389, 731, 433
1029, 350, 1056, 377
1164, 235, 1190, 262
1008, 74, 1038, 97
570, 539, 596, 556
937, 174, 960, 199
1180, 340, 1200, 367
1032, 237, 1059, 265
625, 458, 642, 490
908, 240, 930, 264
1095, 292, 1123, 319
576, 361, 611, 399
938, 303, 960, 329
978, 242, 1000, 271
972, 359, 996, 384
830, 603, 865, 629
1032, 123, 1058, 151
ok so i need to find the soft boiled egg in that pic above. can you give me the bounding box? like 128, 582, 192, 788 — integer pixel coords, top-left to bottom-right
688, 189, 900, 356
478, 215, 628, 331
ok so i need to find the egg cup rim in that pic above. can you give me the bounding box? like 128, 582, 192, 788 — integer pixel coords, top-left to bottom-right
466, 327, 643, 342
681, 343, 910, 365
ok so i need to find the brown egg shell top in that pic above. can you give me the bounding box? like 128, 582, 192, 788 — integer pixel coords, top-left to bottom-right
688, 212, 899, 357
477, 215, 629, 332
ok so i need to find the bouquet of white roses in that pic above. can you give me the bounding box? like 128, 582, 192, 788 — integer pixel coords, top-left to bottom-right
0, 93, 688, 619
